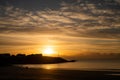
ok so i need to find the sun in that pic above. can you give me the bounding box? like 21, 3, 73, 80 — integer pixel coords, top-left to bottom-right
42, 46, 55, 56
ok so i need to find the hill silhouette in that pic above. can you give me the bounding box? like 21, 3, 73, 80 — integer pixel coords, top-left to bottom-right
0, 53, 70, 66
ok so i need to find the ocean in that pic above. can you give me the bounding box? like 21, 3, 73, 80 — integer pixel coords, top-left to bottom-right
17, 60, 120, 70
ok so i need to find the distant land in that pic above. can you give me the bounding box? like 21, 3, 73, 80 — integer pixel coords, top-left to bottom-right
0, 53, 75, 66
0, 52, 120, 66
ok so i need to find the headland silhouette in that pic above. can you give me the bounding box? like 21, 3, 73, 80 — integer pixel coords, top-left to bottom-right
0, 53, 74, 66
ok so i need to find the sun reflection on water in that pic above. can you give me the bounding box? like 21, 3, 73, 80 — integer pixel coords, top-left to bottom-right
42, 64, 58, 70
45, 65, 53, 70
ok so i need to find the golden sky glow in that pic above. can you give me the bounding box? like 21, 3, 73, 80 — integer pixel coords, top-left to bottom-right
0, 0, 120, 58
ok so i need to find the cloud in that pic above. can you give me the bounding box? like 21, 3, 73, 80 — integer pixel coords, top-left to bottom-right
0, 0, 120, 40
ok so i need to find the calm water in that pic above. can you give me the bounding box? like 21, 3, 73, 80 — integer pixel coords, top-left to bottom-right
17, 61, 120, 70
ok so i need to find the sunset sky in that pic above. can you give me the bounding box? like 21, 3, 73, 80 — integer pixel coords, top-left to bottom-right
0, 0, 120, 57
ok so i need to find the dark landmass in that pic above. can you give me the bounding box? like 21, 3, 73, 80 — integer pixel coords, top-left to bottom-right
0, 53, 73, 66
0, 66, 120, 80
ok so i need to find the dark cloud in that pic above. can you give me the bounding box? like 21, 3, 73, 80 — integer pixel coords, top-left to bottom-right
0, 0, 76, 11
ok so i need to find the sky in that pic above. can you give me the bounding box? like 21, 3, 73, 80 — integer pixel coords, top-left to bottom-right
0, 0, 120, 57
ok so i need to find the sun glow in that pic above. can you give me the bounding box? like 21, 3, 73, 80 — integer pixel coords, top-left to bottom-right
42, 46, 55, 56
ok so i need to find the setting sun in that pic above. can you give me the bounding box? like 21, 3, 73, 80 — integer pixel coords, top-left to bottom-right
42, 46, 55, 56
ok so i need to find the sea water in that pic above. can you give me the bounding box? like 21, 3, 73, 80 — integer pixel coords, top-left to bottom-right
17, 60, 120, 70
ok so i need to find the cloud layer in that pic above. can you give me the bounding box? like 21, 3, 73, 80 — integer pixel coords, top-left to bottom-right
0, 0, 120, 39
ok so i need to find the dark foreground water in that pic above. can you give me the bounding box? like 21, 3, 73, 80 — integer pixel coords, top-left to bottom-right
0, 61, 120, 80
17, 61, 120, 70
